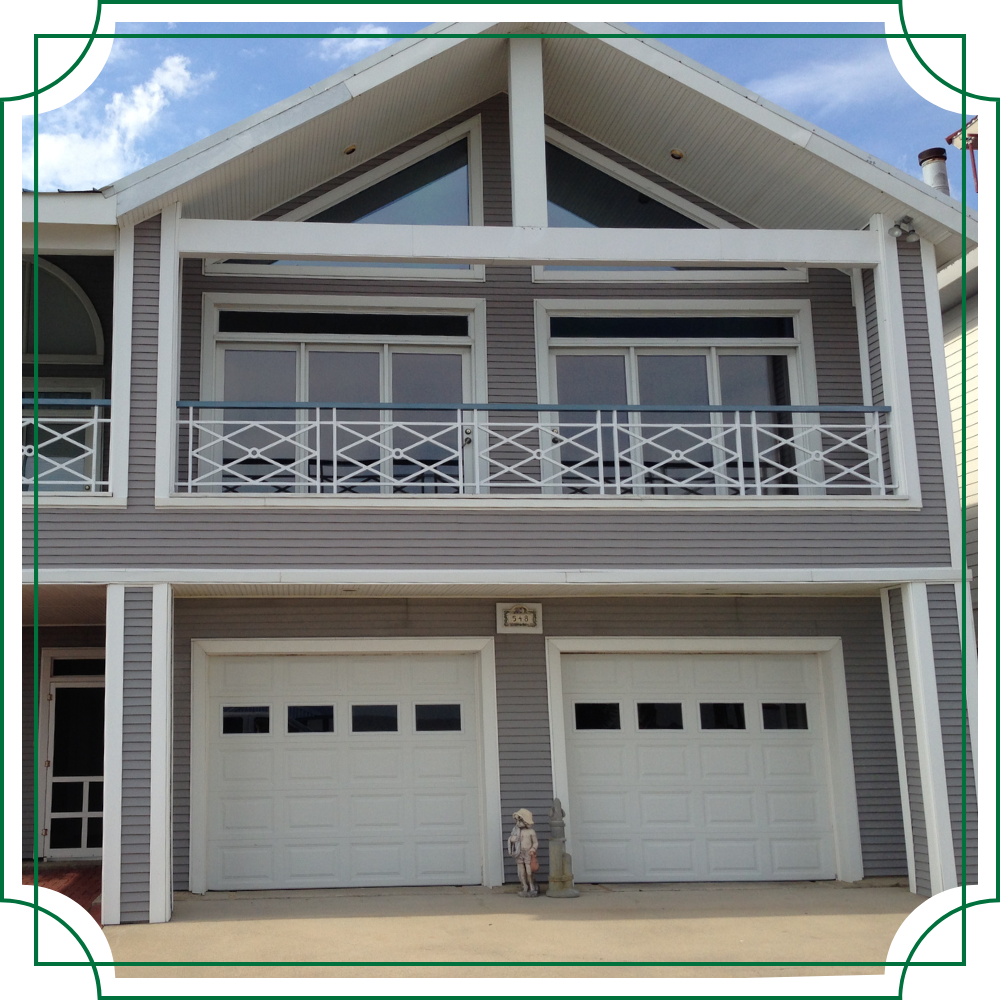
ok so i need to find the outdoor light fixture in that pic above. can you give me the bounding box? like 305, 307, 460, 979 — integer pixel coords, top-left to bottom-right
670, 149, 685, 160
888, 216, 918, 241
343, 144, 357, 155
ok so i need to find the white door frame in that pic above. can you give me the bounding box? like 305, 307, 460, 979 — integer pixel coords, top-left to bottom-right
189, 636, 503, 892
38, 647, 107, 860
545, 635, 865, 882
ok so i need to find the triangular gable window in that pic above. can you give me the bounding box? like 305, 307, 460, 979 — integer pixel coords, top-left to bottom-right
545, 142, 704, 230
308, 139, 470, 226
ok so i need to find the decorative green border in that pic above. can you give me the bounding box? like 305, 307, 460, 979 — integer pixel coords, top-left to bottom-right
5, 2, 993, 991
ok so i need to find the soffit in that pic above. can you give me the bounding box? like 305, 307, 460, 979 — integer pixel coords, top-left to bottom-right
22, 585, 107, 626
121, 36, 508, 225
542, 35, 973, 267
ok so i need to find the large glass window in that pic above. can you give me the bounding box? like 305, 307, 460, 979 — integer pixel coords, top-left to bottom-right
209, 311, 473, 494
547, 314, 799, 495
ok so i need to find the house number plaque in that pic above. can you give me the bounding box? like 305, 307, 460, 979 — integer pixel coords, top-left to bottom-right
496, 603, 543, 633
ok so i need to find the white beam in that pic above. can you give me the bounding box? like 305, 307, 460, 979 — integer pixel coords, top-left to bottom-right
901, 582, 958, 894
154, 204, 182, 501
871, 214, 922, 506
508, 38, 548, 227
178, 219, 881, 267
148, 584, 174, 923
101, 585, 124, 926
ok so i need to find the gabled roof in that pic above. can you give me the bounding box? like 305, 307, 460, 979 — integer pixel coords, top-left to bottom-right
105, 21, 974, 265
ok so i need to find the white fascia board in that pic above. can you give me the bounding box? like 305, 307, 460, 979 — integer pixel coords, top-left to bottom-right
177, 219, 880, 267
587, 25, 973, 241
22, 191, 118, 225
25, 567, 963, 587
111, 23, 497, 217
22, 223, 117, 253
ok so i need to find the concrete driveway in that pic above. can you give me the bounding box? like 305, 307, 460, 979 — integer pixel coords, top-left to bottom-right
104, 878, 922, 979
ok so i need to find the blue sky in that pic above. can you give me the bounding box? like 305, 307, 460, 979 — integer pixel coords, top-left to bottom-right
22, 20, 975, 209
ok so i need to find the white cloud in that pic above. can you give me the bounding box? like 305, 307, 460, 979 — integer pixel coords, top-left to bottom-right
316, 24, 392, 64
23, 55, 214, 191
746, 50, 906, 118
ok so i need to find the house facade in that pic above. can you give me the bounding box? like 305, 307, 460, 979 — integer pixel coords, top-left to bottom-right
21, 24, 977, 925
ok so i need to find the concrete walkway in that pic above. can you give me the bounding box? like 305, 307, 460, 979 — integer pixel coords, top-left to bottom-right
104, 878, 921, 979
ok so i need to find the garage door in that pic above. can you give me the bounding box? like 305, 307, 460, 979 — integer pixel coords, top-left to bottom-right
562, 652, 837, 882
206, 652, 483, 890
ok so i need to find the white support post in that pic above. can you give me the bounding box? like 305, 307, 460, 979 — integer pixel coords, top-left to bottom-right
870, 214, 922, 505
154, 203, 182, 501
881, 589, 917, 894
148, 583, 174, 922
901, 582, 958, 894
101, 585, 125, 926
960, 580, 978, 780
507, 38, 548, 227
108, 225, 134, 499
921, 237, 964, 574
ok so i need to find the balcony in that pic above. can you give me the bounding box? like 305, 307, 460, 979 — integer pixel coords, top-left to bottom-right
174, 402, 895, 498
22, 399, 111, 494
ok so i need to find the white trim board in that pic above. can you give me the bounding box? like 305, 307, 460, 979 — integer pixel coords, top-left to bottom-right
544, 635, 865, 883
25, 567, 965, 588
148, 584, 173, 922
881, 588, 917, 894
187, 636, 504, 893
101, 586, 125, 925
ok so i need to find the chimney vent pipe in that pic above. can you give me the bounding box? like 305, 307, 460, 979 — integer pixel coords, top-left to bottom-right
918, 147, 950, 195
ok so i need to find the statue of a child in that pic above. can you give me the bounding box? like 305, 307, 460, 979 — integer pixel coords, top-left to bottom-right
507, 807, 539, 897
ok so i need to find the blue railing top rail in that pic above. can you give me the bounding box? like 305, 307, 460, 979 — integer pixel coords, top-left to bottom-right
22, 398, 112, 407
176, 400, 892, 414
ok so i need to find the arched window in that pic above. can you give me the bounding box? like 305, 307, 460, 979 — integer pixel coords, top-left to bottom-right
22, 259, 104, 364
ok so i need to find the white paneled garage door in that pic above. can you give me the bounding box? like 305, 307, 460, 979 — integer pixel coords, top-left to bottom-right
206, 652, 483, 890
562, 652, 837, 882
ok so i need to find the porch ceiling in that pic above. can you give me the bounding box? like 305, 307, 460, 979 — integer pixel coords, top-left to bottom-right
22, 585, 107, 626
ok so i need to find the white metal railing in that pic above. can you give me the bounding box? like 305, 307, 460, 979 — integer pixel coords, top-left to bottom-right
175, 402, 895, 498
22, 399, 111, 493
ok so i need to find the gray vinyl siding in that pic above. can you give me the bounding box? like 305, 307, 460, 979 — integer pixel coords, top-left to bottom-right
170, 595, 905, 890
21, 626, 105, 858
121, 587, 153, 923
926, 584, 977, 883
887, 587, 930, 895
26, 100, 952, 572
129, 217, 161, 504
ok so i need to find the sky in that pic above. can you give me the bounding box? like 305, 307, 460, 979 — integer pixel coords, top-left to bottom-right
21, 20, 976, 210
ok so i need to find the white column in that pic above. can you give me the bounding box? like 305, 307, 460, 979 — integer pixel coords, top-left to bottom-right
901, 582, 958, 893
108, 225, 134, 499
101, 585, 125, 925
508, 38, 548, 227
154, 203, 182, 500
881, 588, 917, 894
870, 214, 922, 505
148, 583, 174, 922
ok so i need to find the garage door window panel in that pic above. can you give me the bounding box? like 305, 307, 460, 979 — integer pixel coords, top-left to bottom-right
222, 705, 270, 734
415, 704, 462, 732
352, 704, 399, 733
699, 703, 747, 730
762, 703, 809, 730
287, 705, 335, 733
574, 702, 621, 730
637, 702, 684, 730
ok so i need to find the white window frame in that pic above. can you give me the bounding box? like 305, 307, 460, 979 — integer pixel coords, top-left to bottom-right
533, 127, 808, 285
37, 648, 107, 861
22, 257, 106, 364
535, 297, 831, 499
204, 116, 486, 282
